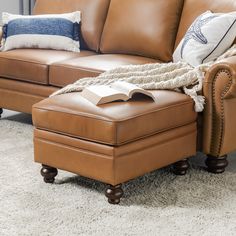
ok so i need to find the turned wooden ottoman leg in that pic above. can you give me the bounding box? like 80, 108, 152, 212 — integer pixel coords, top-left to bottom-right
105, 184, 124, 204
41, 164, 58, 183
205, 155, 228, 174
0, 108, 3, 118
173, 159, 189, 175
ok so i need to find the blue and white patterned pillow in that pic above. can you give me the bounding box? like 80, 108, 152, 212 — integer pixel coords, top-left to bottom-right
1, 12, 81, 52
173, 11, 236, 67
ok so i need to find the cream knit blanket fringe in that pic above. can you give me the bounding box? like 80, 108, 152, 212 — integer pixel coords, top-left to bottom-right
51, 44, 236, 112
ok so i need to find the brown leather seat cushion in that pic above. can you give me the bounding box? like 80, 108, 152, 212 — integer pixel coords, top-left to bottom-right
49, 54, 159, 87
33, 91, 197, 146
100, 0, 184, 61
0, 49, 96, 85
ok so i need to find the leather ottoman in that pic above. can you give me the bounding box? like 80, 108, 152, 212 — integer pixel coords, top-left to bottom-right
32, 90, 197, 204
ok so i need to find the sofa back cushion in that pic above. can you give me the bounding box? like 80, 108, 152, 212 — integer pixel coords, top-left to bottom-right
175, 0, 236, 48
100, 0, 184, 62
33, 0, 111, 52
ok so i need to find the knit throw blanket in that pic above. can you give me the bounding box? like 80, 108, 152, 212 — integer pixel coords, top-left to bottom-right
51, 44, 236, 112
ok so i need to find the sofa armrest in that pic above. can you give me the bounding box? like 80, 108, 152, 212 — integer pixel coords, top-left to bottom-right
0, 26, 2, 42
202, 56, 236, 156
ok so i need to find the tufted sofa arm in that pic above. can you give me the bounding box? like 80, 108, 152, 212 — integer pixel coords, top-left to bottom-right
202, 56, 236, 157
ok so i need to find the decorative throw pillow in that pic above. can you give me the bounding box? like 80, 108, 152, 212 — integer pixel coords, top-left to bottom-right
1, 11, 81, 52
173, 11, 236, 67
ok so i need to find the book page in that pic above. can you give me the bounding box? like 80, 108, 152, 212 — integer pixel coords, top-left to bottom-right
111, 81, 142, 97
85, 85, 121, 97
81, 85, 129, 105
111, 81, 155, 101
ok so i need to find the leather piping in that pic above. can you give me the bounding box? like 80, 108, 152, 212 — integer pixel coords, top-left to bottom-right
34, 125, 196, 158
35, 120, 195, 146
33, 100, 193, 122
34, 137, 113, 159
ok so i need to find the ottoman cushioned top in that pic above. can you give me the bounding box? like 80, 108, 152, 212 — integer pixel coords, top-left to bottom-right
32, 90, 197, 145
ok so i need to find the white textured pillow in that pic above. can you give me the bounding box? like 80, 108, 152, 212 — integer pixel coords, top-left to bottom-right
173, 11, 236, 67
1, 11, 81, 52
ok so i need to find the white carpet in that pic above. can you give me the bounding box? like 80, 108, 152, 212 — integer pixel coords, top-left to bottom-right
1, 115, 236, 236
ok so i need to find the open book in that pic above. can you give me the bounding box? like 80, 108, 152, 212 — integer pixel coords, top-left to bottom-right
81, 81, 156, 105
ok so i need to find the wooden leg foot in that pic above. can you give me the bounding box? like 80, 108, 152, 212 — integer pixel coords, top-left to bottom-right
205, 155, 228, 174
41, 164, 58, 183
173, 159, 189, 175
105, 184, 124, 204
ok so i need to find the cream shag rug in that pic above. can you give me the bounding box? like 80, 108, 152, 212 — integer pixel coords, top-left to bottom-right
1, 115, 236, 236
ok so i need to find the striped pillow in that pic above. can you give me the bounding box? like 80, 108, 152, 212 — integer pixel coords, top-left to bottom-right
1, 12, 81, 52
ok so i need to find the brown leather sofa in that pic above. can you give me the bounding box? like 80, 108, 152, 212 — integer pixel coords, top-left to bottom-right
1, 0, 236, 174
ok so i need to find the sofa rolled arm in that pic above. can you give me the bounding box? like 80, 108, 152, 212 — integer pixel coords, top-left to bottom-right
0, 26, 2, 43
202, 56, 236, 157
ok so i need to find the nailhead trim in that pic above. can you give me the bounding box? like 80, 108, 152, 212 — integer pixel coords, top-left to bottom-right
210, 69, 232, 155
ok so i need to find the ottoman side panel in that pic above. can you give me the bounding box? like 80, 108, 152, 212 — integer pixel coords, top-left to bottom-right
113, 123, 197, 184
34, 129, 116, 185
